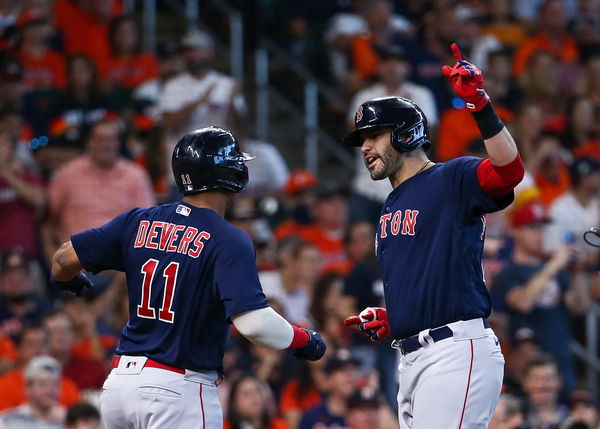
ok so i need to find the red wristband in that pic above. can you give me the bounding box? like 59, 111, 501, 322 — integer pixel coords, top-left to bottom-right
289, 325, 310, 349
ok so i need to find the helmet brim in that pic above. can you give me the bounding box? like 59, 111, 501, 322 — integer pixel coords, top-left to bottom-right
342, 125, 394, 147
240, 152, 256, 162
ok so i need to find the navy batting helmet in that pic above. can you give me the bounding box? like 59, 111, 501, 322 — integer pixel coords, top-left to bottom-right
172, 126, 254, 194
342, 96, 431, 152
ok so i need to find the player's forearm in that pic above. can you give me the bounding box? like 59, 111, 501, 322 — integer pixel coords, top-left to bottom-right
232, 307, 308, 350
51, 241, 84, 281
473, 104, 518, 166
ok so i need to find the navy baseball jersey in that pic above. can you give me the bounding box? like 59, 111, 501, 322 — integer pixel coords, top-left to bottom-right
377, 156, 513, 339
71, 201, 268, 372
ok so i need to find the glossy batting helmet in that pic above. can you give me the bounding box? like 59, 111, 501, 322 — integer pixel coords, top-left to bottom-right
172, 126, 254, 194
342, 96, 431, 152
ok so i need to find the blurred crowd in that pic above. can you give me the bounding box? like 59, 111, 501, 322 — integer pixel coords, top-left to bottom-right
1, 0, 600, 428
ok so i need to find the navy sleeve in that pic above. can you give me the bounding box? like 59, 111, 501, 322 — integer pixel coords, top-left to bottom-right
214, 229, 268, 321
447, 157, 514, 218
71, 210, 133, 273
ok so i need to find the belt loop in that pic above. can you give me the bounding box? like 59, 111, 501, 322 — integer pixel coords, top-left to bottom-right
418, 329, 434, 348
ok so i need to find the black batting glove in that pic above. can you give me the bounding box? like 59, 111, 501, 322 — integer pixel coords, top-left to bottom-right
50, 272, 94, 297
292, 329, 326, 361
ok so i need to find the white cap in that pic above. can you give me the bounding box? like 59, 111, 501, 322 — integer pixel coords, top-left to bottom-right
24, 355, 62, 381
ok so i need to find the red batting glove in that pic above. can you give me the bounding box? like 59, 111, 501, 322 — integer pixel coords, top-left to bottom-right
441, 43, 490, 111
343, 307, 390, 342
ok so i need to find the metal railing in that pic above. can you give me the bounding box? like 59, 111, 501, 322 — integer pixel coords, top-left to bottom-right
254, 38, 353, 175
571, 301, 600, 399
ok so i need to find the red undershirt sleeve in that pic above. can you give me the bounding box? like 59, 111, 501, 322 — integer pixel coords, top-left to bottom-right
476, 154, 525, 198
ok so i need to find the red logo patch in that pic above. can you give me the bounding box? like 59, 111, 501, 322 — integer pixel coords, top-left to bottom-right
356, 105, 363, 123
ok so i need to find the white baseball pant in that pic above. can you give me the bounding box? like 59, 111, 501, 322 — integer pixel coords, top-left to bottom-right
101, 356, 222, 429
396, 318, 504, 429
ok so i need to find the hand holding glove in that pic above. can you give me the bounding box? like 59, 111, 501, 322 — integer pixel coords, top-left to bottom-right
292, 328, 326, 361
50, 272, 94, 297
344, 307, 390, 342
441, 43, 490, 111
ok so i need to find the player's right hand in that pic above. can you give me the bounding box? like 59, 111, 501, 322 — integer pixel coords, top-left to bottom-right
50, 272, 94, 297
344, 307, 390, 342
292, 329, 326, 361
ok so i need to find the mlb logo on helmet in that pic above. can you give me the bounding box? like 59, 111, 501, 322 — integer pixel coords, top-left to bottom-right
356, 105, 363, 123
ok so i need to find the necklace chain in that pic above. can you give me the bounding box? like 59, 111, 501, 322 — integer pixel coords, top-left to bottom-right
416, 160, 431, 175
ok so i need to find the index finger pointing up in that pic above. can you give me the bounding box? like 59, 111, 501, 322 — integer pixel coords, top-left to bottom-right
450, 43, 463, 61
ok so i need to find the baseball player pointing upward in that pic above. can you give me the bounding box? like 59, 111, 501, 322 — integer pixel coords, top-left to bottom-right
50, 126, 326, 429
344, 44, 524, 428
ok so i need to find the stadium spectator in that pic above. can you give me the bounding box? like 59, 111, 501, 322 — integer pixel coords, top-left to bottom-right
561, 96, 596, 151
64, 402, 100, 429
0, 249, 50, 341
279, 360, 324, 429
528, 133, 572, 206
544, 157, 600, 268
259, 238, 320, 325
346, 390, 390, 429
224, 374, 288, 429
488, 394, 525, 429
508, 102, 545, 165
132, 41, 184, 119
484, 0, 527, 48
518, 50, 563, 118
521, 354, 570, 428
297, 184, 349, 272
0, 54, 25, 112
101, 15, 158, 90
0, 323, 80, 411
298, 349, 359, 429
42, 312, 106, 390
0, 127, 44, 256
512, 0, 580, 77
15, 9, 65, 90
274, 170, 318, 240
483, 48, 523, 113
454, 9, 502, 72
492, 199, 578, 391
0, 0, 21, 35
44, 118, 154, 258
0, 355, 66, 428
308, 273, 348, 347
160, 30, 246, 145
326, 221, 375, 276
51, 54, 110, 137
564, 389, 600, 428
501, 328, 541, 397
53, 0, 123, 69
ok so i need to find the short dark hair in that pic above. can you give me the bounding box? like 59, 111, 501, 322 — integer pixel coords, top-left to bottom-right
524, 353, 558, 377
66, 402, 100, 425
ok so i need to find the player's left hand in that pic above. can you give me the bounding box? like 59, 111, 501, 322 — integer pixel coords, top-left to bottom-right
292, 329, 326, 361
441, 43, 490, 111
344, 307, 390, 342
50, 272, 94, 297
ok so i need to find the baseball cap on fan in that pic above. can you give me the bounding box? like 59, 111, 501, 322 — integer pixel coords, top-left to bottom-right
510, 200, 551, 228
324, 349, 361, 374
181, 30, 214, 49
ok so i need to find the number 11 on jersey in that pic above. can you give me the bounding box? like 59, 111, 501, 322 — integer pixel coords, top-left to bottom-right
138, 259, 179, 323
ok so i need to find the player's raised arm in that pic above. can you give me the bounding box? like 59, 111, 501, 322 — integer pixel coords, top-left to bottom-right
442, 43, 524, 197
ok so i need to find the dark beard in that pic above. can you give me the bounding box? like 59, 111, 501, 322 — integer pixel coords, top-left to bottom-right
370, 146, 403, 180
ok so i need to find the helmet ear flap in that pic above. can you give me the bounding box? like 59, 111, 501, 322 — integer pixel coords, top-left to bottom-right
390, 123, 430, 152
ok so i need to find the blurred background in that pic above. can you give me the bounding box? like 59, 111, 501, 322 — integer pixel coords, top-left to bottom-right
1, 0, 600, 428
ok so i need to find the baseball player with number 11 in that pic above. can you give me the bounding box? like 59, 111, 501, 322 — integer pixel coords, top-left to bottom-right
49, 126, 326, 429
343, 44, 524, 428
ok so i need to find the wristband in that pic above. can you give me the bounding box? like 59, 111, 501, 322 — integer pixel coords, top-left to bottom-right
472, 103, 504, 140
289, 325, 310, 348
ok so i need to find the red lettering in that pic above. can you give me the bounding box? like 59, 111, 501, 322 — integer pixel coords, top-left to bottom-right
166, 225, 186, 252
145, 221, 163, 249
379, 214, 392, 238
391, 210, 402, 236
188, 231, 211, 258
159, 223, 175, 250
177, 227, 199, 254
401, 210, 419, 236
134, 221, 150, 248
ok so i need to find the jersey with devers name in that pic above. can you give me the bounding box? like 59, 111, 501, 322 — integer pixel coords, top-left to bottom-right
70, 201, 268, 372
377, 156, 513, 340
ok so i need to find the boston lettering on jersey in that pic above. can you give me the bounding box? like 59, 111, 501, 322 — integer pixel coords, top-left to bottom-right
379, 209, 419, 238
133, 220, 211, 258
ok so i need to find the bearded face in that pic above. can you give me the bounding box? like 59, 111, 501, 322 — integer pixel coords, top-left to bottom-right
361, 129, 404, 180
